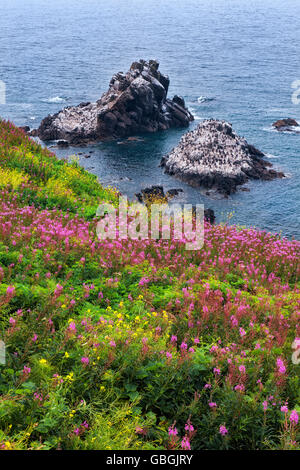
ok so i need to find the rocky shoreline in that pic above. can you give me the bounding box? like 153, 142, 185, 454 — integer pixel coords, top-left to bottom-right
161, 120, 285, 196
32, 60, 194, 145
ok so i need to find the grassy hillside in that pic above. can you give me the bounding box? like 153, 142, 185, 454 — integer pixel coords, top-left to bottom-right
0, 120, 299, 450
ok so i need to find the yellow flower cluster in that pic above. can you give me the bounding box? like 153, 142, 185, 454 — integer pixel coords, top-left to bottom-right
0, 167, 28, 189
45, 177, 76, 201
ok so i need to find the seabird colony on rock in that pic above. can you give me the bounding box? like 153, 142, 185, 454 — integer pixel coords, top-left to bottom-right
161, 119, 285, 196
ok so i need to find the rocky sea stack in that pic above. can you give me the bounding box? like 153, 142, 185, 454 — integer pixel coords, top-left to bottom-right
35, 60, 194, 145
161, 120, 285, 196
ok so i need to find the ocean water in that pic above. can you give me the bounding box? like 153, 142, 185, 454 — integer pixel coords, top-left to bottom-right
0, 0, 299, 237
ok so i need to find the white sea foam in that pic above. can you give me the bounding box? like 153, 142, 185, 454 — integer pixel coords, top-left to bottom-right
42, 96, 67, 104
287, 126, 300, 133
262, 126, 277, 133
189, 107, 204, 120
263, 124, 300, 134
197, 96, 215, 104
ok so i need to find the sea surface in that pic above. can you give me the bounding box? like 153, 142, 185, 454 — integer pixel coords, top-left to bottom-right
0, 0, 299, 237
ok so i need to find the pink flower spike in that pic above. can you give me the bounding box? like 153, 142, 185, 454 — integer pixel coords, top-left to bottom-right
181, 436, 191, 450
219, 425, 228, 436
290, 410, 299, 425
168, 426, 178, 436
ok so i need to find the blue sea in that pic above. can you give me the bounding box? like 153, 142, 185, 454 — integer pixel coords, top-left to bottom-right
0, 0, 299, 237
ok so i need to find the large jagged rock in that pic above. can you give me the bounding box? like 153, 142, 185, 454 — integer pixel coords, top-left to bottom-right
35, 60, 194, 144
160, 120, 285, 196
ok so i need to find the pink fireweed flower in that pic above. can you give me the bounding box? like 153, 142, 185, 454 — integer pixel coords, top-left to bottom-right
135, 426, 145, 435
171, 335, 177, 343
239, 328, 246, 337
219, 425, 228, 436
276, 358, 286, 375
22, 366, 31, 375
81, 357, 89, 365
204, 383, 212, 389
6, 286, 15, 296
239, 365, 246, 374
213, 367, 221, 375
181, 436, 191, 450
68, 321, 76, 332
32, 334, 38, 342
9, 317, 16, 326
34, 392, 43, 402
185, 422, 194, 432
281, 406, 288, 413
168, 426, 178, 436
166, 352, 172, 359
54, 284, 63, 296
109, 340, 116, 348
290, 410, 299, 425
262, 401, 268, 411
209, 402, 217, 408
180, 342, 188, 351
194, 337, 200, 344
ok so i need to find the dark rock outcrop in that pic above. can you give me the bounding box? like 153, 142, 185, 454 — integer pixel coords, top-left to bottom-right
135, 185, 215, 224
19, 126, 30, 134
161, 120, 285, 196
57, 140, 69, 148
203, 208, 215, 224
272, 118, 299, 132
135, 185, 183, 203
35, 60, 194, 145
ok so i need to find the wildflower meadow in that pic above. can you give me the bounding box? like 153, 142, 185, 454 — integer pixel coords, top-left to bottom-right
0, 120, 299, 450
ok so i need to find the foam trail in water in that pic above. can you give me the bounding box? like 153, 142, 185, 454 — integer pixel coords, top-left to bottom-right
42, 96, 67, 104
